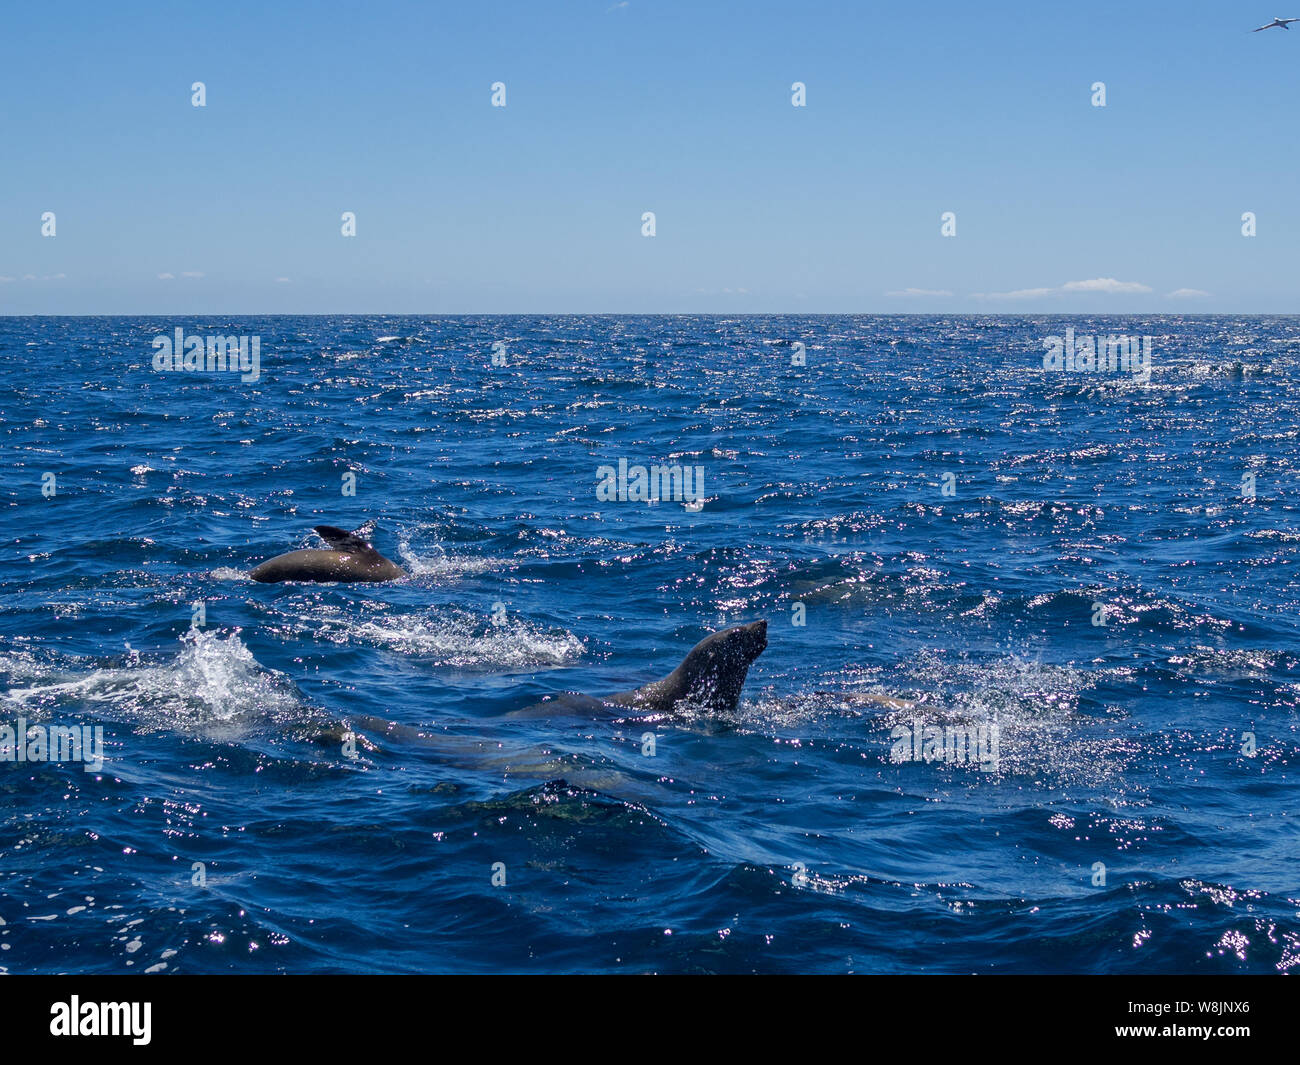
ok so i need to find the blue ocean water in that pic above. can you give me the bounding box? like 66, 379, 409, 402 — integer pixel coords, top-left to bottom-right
1, 314, 1297, 974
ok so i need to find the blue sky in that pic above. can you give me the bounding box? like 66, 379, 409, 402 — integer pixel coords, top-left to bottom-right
0, 0, 1296, 313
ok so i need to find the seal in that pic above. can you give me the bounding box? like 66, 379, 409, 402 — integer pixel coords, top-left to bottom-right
605, 619, 768, 715
507, 619, 770, 722
249, 525, 405, 584
322, 619, 768, 755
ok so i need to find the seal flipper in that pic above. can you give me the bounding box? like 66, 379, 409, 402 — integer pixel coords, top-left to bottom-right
314, 525, 379, 556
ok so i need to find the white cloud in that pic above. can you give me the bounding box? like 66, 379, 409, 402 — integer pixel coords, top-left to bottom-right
1167, 288, 1211, 299
1060, 277, 1152, 294
886, 287, 953, 298
972, 277, 1153, 301
157, 272, 175, 280
180, 271, 205, 279
275, 277, 292, 283
971, 287, 1055, 301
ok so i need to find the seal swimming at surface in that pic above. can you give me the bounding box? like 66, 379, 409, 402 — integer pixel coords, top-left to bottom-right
605, 618, 768, 715
509, 619, 770, 722
318, 620, 770, 774
250, 525, 405, 583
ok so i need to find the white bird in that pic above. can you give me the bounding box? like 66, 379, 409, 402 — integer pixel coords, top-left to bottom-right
1254, 16, 1299, 30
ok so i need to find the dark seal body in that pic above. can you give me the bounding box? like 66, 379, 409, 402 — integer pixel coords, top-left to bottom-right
509, 620, 769, 722
607, 619, 768, 714
250, 525, 405, 584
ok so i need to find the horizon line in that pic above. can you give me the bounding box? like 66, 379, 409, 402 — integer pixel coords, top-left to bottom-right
3, 310, 1299, 319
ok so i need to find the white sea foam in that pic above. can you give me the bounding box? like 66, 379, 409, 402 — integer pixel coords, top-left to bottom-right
736, 652, 1137, 789
396, 536, 498, 579
284, 604, 583, 669
1, 629, 303, 740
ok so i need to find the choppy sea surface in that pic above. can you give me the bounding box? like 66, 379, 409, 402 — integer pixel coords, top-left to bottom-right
1, 314, 1297, 974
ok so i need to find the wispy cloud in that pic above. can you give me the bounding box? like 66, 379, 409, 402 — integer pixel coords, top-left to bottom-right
1167, 288, 1211, 299
972, 277, 1152, 300
607, 1, 630, 10
970, 287, 1055, 301
885, 287, 953, 298
180, 270, 205, 279
1060, 277, 1152, 295
157, 272, 175, 281
275, 277, 292, 283
3, 273, 66, 283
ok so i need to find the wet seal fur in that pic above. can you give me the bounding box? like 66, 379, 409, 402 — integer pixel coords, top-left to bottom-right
250, 525, 405, 584
509, 619, 770, 723
605, 619, 768, 715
